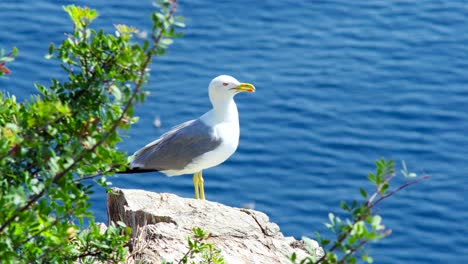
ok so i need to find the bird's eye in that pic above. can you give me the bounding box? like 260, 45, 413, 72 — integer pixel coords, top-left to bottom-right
222, 82, 228, 86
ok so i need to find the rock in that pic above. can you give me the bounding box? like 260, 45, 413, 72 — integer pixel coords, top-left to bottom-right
107, 188, 323, 264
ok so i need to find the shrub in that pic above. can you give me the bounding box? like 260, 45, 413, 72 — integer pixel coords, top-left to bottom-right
0, 1, 183, 262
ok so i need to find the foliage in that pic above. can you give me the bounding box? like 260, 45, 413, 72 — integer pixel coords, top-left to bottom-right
163, 228, 225, 264
290, 159, 429, 264
0, 1, 183, 262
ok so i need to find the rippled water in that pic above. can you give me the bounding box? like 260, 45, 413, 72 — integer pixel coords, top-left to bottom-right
1, 1, 467, 263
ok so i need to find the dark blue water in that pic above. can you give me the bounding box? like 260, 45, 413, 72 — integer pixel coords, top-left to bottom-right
1, 1, 467, 263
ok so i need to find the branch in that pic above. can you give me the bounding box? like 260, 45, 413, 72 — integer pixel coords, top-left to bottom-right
369, 175, 430, 209
337, 240, 367, 264
315, 174, 429, 264
73, 164, 123, 183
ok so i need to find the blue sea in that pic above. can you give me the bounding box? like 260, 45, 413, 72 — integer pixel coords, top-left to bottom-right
1, 1, 467, 263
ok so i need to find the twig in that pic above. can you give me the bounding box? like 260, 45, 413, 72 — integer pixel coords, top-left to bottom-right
74, 170, 110, 182
369, 175, 430, 209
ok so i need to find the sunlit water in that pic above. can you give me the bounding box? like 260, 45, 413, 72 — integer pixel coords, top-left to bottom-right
1, 1, 467, 263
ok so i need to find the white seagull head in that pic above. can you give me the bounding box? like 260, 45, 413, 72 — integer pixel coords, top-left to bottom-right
208, 75, 255, 104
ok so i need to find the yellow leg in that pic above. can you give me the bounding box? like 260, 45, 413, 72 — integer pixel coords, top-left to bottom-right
199, 171, 205, 200
193, 172, 199, 199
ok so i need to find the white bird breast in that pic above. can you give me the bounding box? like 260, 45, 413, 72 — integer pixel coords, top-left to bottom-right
196, 121, 240, 166
162, 122, 240, 176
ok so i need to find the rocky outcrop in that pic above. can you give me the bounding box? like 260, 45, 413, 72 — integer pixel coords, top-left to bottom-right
107, 188, 323, 263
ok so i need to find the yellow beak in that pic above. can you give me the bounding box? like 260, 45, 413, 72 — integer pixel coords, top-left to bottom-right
233, 83, 256, 93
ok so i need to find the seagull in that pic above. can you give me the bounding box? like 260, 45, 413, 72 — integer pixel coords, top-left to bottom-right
127, 75, 255, 200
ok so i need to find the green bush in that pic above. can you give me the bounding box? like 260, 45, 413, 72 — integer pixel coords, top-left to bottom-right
0, 1, 183, 263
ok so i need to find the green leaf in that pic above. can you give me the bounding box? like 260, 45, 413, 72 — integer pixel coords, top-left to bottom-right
360, 188, 367, 199
109, 85, 122, 101
367, 173, 376, 184
401, 160, 417, 178
1, 56, 15, 62
48, 43, 54, 54
63, 5, 98, 29
340, 201, 349, 211
362, 255, 374, 263
328, 213, 335, 225
371, 215, 383, 231
160, 38, 173, 46
380, 183, 389, 195
290, 252, 297, 262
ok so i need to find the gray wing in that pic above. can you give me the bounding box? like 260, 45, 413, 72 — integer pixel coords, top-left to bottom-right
130, 119, 222, 171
